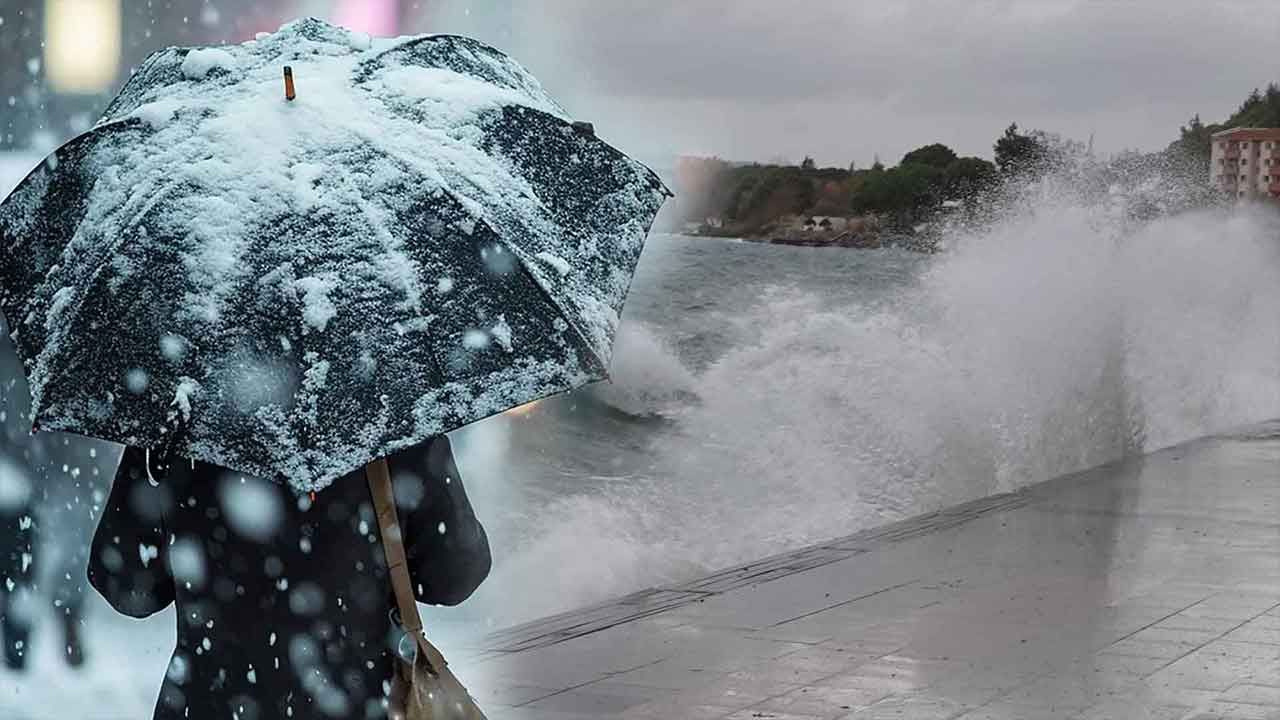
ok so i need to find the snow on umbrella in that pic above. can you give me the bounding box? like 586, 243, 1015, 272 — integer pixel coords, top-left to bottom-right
0, 18, 669, 492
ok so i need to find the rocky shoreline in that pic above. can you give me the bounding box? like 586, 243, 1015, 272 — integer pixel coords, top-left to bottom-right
756, 228, 884, 249
742, 227, 941, 253
688, 214, 942, 253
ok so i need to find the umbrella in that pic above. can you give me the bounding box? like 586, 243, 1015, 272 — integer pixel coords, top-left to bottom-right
0, 18, 669, 491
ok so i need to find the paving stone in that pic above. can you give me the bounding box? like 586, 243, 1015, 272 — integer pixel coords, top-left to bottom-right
1154, 614, 1244, 635
841, 693, 971, 719
1127, 626, 1224, 648
954, 701, 1071, 719
1220, 683, 1280, 706
604, 661, 729, 690
1183, 595, 1280, 621
1070, 701, 1192, 720
750, 684, 892, 717
1179, 701, 1280, 719
618, 701, 737, 719
724, 710, 829, 720
1223, 619, 1280, 647
669, 675, 803, 710
468, 683, 562, 707
1100, 637, 1199, 661
1147, 646, 1277, 692
996, 674, 1140, 712
520, 683, 669, 715
481, 706, 608, 720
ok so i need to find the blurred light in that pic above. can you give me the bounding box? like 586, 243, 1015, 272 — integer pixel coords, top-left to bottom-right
333, 0, 400, 36
44, 0, 122, 94
505, 400, 541, 418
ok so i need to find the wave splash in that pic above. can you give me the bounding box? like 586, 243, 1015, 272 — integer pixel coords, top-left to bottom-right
455, 201, 1280, 629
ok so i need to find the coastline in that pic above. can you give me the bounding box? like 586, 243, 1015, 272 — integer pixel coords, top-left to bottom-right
687, 226, 941, 253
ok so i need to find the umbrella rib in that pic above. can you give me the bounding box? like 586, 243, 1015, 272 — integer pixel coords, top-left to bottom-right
367, 130, 554, 223
352, 139, 593, 373
491, 236, 610, 378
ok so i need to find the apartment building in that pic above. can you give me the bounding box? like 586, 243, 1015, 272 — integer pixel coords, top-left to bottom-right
1209, 127, 1280, 200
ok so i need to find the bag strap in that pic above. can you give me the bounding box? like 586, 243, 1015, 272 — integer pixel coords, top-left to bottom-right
365, 457, 450, 672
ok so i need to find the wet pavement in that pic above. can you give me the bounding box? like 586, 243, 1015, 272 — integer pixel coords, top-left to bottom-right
459, 421, 1280, 719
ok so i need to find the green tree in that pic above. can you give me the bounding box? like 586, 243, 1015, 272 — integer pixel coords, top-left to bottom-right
994, 123, 1046, 175
944, 157, 997, 200
901, 143, 959, 170
723, 175, 759, 221
792, 171, 816, 212
852, 163, 942, 224
1165, 114, 1220, 183
1227, 84, 1280, 127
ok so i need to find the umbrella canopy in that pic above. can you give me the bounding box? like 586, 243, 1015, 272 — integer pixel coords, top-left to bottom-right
0, 18, 669, 491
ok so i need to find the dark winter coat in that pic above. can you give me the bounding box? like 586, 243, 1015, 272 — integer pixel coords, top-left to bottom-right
88, 436, 490, 720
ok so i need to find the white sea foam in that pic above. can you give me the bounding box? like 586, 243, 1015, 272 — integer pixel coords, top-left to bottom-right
590, 322, 697, 417
454, 199, 1280, 628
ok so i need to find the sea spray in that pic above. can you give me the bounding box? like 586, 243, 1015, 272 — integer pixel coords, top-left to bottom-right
448, 200, 1280, 630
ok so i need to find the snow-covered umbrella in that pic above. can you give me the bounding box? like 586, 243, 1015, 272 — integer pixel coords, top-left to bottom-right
0, 18, 669, 492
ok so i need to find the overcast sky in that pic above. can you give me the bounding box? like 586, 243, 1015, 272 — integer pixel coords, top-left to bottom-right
417, 0, 1280, 170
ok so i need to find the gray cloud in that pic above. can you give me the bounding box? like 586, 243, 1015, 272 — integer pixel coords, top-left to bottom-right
420, 1, 1280, 168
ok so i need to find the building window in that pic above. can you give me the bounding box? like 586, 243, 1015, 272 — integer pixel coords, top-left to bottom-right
1242, 175, 1247, 180
1243, 142, 1250, 148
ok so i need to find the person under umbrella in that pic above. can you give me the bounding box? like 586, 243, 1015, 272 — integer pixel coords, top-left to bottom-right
0, 18, 667, 720
90, 437, 490, 719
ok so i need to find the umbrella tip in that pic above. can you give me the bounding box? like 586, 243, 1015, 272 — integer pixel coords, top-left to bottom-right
284, 66, 296, 101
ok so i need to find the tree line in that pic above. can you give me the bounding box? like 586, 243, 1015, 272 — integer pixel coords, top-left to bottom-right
677, 83, 1280, 236
676, 124, 1064, 234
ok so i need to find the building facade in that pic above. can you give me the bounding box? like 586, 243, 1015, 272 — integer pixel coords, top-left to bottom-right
1209, 127, 1280, 200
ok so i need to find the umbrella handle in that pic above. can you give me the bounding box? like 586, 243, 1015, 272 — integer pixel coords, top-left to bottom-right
145, 413, 188, 485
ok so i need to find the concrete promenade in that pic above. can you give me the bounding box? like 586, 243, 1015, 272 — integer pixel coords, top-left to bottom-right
459, 421, 1280, 719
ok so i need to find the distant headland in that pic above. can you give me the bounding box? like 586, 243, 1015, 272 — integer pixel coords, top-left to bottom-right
661, 83, 1280, 251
